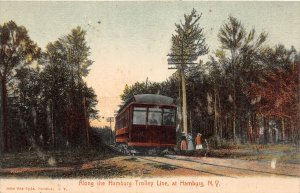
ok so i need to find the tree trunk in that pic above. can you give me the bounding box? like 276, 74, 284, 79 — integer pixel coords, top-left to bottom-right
240, 117, 245, 143
225, 114, 228, 139
204, 116, 208, 136
213, 88, 218, 137
247, 113, 252, 143
83, 97, 90, 146
263, 117, 269, 144
218, 92, 222, 139
281, 117, 285, 141
189, 110, 193, 135
47, 101, 55, 148
232, 87, 236, 141
290, 120, 294, 143
1, 78, 10, 152
0, 81, 3, 154
252, 113, 256, 143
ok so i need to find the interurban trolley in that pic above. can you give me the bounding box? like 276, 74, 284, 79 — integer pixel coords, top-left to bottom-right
115, 94, 177, 154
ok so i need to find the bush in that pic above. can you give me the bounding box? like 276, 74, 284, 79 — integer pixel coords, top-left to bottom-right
208, 136, 241, 149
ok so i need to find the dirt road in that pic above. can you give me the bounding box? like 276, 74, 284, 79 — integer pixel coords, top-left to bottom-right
1, 154, 299, 178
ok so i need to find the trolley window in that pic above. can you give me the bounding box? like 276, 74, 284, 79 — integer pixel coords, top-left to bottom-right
163, 108, 176, 126
148, 107, 162, 125
133, 107, 147, 125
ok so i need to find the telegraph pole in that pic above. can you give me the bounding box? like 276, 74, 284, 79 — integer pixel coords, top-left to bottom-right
168, 55, 197, 135
181, 70, 188, 134
168, 9, 208, 150
107, 117, 114, 144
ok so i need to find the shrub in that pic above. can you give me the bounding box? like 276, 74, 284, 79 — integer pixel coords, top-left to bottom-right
208, 136, 241, 149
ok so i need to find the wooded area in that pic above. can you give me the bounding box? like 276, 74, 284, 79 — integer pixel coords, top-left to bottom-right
0, 9, 299, 155
121, 11, 300, 146
0, 22, 98, 153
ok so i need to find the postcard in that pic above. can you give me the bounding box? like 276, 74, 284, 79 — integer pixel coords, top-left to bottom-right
0, 1, 299, 193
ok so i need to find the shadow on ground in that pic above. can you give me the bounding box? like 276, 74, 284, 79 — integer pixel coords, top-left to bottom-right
0, 149, 131, 178
1, 165, 128, 178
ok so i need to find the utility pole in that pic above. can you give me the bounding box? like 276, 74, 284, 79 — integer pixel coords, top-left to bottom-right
145, 77, 149, 89
181, 70, 188, 134
106, 117, 114, 144
168, 55, 197, 135
168, 9, 208, 150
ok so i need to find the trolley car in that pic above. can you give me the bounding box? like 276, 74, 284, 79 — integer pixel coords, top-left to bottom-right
115, 94, 177, 154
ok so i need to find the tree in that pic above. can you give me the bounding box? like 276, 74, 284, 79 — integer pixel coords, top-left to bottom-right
120, 82, 148, 102
83, 85, 99, 120
0, 21, 40, 152
42, 39, 71, 148
42, 27, 95, 147
246, 46, 299, 143
217, 16, 267, 141
13, 66, 47, 151
168, 9, 208, 135
120, 81, 163, 102
204, 58, 224, 138
65, 27, 93, 84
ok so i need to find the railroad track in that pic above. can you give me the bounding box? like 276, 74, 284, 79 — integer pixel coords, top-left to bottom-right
136, 156, 236, 178
164, 155, 300, 178
138, 156, 300, 178
106, 144, 299, 178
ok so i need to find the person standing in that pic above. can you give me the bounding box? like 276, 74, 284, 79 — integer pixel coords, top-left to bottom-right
180, 134, 187, 151
195, 133, 203, 150
187, 133, 194, 151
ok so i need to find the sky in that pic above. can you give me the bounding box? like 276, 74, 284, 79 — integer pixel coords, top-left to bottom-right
1, 1, 300, 126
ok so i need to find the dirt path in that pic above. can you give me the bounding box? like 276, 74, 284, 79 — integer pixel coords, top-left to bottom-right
1, 155, 299, 178
0, 156, 206, 178
165, 155, 300, 177
154, 155, 300, 177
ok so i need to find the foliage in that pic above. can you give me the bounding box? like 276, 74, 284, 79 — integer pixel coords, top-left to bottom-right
120, 15, 299, 145
1, 11, 300, 154
40, 26, 96, 148
0, 21, 40, 153
168, 8, 208, 70
0, 22, 98, 152
0, 21, 41, 79
120, 73, 181, 104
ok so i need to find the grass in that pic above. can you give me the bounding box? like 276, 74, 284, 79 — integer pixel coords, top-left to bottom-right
191, 143, 300, 164
0, 148, 116, 168
0, 148, 124, 178
153, 164, 178, 171
123, 157, 140, 162
1, 143, 299, 178
1, 164, 127, 178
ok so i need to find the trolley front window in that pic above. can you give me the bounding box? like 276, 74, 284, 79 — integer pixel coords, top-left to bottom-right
163, 108, 176, 126
148, 107, 162, 125
133, 107, 147, 125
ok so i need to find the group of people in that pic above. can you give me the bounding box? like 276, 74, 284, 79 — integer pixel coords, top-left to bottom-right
180, 132, 203, 151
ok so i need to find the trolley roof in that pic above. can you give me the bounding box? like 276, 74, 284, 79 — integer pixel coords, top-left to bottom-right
117, 94, 175, 114
134, 94, 174, 105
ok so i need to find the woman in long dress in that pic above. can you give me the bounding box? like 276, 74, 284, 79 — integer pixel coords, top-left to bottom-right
195, 133, 203, 150
180, 134, 187, 151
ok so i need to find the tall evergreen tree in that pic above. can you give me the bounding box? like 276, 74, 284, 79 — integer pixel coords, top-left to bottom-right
43, 27, 95, 147
168, 9, 208, 135
217, 16, 267, 141
0, 21, 40, 152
